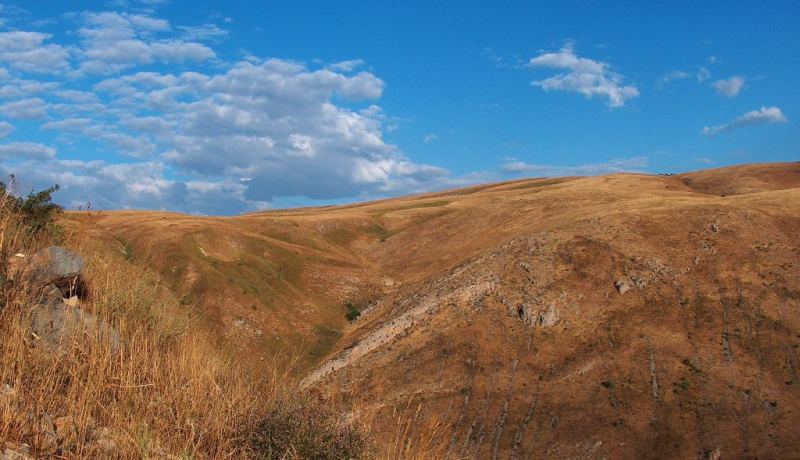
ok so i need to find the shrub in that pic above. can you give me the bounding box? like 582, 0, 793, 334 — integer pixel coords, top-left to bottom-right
248, 400, 368, 459
0, 176, 63, 239
344, 301, 361, 321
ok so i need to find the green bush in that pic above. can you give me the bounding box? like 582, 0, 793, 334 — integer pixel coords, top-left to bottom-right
344, 301, 360, 321
1, 176, 63, 237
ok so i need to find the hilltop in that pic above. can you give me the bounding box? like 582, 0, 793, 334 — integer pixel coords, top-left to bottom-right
67, 161, 800, 458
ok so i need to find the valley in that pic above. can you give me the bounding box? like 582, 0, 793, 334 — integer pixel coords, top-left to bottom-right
67, 162, 800, 457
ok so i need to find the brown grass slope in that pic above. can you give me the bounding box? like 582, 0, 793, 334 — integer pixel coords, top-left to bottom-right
74, 162, 800, 458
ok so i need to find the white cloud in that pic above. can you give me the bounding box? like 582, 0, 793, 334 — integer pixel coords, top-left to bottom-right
655, 70, 691, 89
528, 44, 638, 108
328, 59, 365, 72
702, 106, 787, 136
423, 133, 438, 143
0, 31, 70, 74
149, 40, 215, 62
712, 76, 745, 97
178, 24, 228, 41
0, 79, 59, 99
501, 157, 649, 176
42, 117, 156, 157
52, 90, 100, 103
0, 142, 56, 160
0, 97, 48, 119
74, 12, 214, 75
0, 121, 15, 138
655, 66, 710, 89
697, 66, 710, 82
0, 9, 457, 214
0, 157, 260, 215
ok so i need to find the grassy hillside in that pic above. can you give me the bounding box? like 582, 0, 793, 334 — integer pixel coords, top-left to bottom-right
0, 194, 369, 458
18, 160, 800, 458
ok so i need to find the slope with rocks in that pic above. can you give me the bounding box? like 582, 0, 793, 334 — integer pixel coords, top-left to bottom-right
71, 162, 800, 457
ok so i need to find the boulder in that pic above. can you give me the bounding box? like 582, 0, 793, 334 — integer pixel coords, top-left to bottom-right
31, 286, 120, 353
15, 247, 83, 293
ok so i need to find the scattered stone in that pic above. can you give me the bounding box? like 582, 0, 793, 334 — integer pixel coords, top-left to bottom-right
515, 303, 535, 325
710, 223, 720, 233
537, 304, 560, 327
763, 400, 778, 414
614, 279, 631, 294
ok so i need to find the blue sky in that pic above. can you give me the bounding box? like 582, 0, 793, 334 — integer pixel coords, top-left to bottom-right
0, 1, 797, 214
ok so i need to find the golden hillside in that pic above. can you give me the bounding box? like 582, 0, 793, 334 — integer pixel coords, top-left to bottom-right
69, 161, 800, 457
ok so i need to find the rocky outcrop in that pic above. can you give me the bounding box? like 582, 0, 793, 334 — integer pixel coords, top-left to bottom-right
10, 247, 83, 293
11, 247, 119, 352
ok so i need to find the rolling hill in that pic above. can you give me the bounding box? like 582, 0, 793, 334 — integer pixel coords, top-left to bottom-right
67, 162, 800, 458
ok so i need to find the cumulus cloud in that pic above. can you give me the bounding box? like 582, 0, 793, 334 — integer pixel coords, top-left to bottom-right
0, 7, 473, 214
702, 106, 787, 136
328, 59, 365, 72
423, 133, 438, 143
0, 31, 70, 74
712, 76, 745, 97
528, 44, 638, 108
0, 79, 59, 99
0, 97, 48, 119
0, 142, 56, 160
0, 157, 247, 214
500, 157, 649, 176
73, 12, 214, 75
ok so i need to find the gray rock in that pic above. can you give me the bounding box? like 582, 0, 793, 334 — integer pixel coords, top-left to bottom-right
16, 247, 83, 292
31, 285, 120, 353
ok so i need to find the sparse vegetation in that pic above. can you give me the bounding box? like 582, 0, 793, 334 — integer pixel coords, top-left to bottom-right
0, 184, 368, 458
345, 301, 361, 321
248, 400, 368, 459
0, 176, 63, 242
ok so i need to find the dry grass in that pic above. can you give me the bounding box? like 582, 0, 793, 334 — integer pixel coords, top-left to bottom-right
380, 401, 452, 460
0, 196, 369, 458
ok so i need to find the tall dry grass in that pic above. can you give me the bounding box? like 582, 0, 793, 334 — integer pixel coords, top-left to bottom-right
0, 190, 373, 458
0, 195, 284, 457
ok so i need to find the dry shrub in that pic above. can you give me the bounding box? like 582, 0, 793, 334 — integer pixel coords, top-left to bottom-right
248, 399, 368, 459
